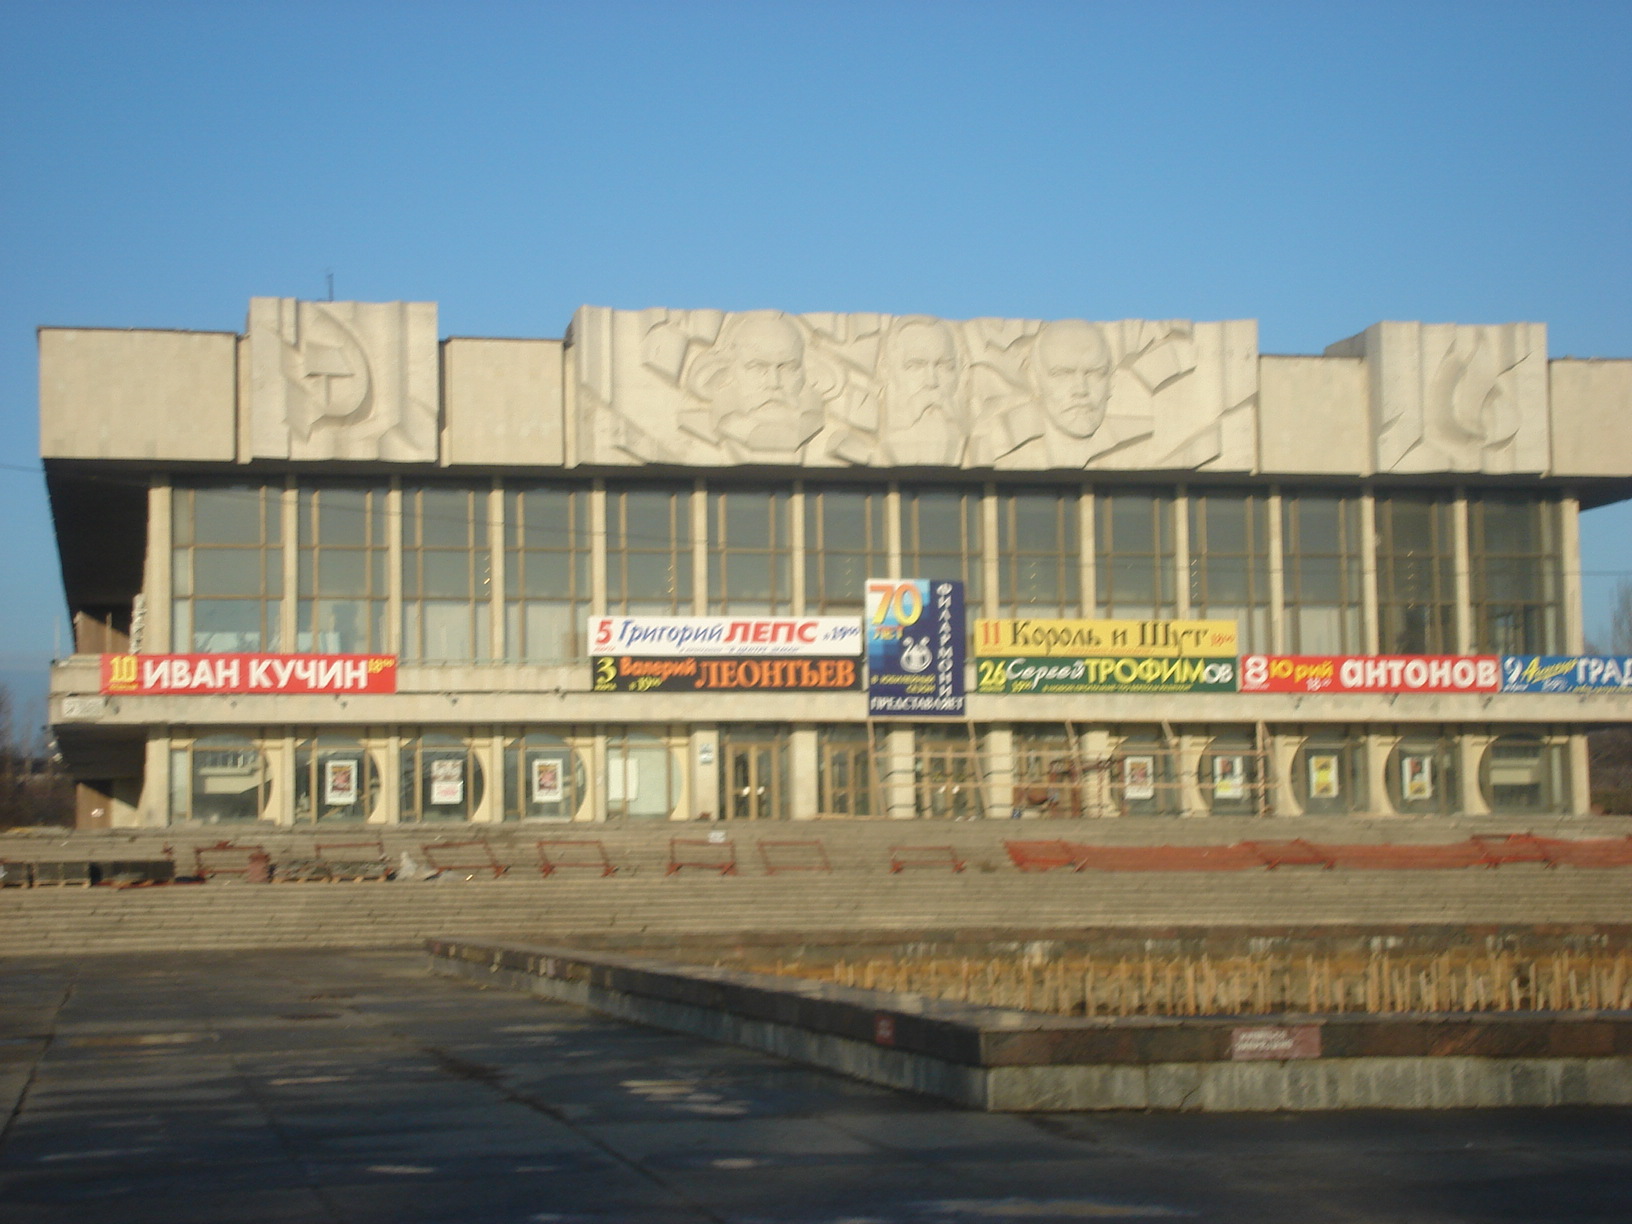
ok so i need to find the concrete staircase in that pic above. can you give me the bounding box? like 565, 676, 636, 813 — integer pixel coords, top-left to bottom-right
3, 817, 1630, 956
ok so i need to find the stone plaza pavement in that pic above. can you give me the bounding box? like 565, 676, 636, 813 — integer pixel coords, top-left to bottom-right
0, 951, 1628, 1224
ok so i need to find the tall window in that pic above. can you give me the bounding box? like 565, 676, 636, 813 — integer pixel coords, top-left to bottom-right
708, 487, 792, 614
1282, 494, 1363, 654
606, 485, 693, 614
1376, 494, 1456, 654
997, 488, 1080, 616
817, 725, 874, 816
172, 485, 282, 652
804, 487, 888, 613
1096, 490, 1175, 618
1187, 492, 1269, 650
506, 485, 590, 661
1469, 496, 1561, 654
402, 487, 491, 661
298, 486, 388, 653
901, 488, 982, 605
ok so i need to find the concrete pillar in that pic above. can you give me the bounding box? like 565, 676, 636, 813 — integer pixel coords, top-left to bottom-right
1568, 734, 1592, 817
475, 730, 503, 823
1452, 490, 1473, 654
1270, 727, 1301, 817
280, 482, 298, 651
983, 726, 1015, 819
380, 732, 402, 825
691, 725, 720, 821
1459, 733, 1491, 816
1560, 495, 1585, 652
1267, 488, 1286, 654
1360, 492, 1380, 654
589, 481, 608, 616
1079, 491, 1097, 615
588, 731, 608, 823
790, 484, 806, 614
1174, 488, 1191, 618
788, 727, 819, 820
1366, 733, 1395, 815
147, 478, 173, 653
886, 483, 902, 578
981, 484, 999, 617
887, 726, 916, 819
691, 479, 708, 613
386, 483, 404, 655
139, 730, 170, 827
1177, 732, 1206, 817
271, 732, 296, 826
488, 483, 506, 661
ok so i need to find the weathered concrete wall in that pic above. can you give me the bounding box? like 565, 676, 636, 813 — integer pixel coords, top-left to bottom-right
1551, 358, 1632, 478
443, 337, 565, 466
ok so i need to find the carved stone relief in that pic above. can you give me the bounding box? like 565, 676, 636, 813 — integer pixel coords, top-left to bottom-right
1326, 321, 1549, 474
570, 306, 1259, 472
248, 298, 439, 462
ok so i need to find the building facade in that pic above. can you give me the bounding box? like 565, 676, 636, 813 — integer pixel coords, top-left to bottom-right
41, 300, 1632, 828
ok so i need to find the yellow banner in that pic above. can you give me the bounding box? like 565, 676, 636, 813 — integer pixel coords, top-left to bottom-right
973, 618, 1239, 658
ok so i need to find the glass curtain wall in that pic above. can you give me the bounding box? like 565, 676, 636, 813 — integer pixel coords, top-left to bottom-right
1282, 494, 1363, 654
1376, 494, 1457, 654
298, 486, 388, 653
606, 486, 694, 615
172, 485, 282, 652
401, 488, 492, 661
996, 488, 1080, 617
1469, 496, 1562, 655
804, 487, 889, 613
1096, 490, 1175, 618
900, 488, 982, 604
506, 485, 591, 662
708, 487, 792, 614
1187, 492, 1270, 649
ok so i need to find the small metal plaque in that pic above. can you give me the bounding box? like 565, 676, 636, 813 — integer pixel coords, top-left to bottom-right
1230, 1024, 1321, 1061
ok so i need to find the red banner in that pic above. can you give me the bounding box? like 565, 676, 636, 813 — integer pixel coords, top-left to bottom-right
1239, 654, 1500, 694
101, 654, 397, 695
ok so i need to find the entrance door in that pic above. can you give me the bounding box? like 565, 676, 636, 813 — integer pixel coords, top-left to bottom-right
719, 726, 789, 820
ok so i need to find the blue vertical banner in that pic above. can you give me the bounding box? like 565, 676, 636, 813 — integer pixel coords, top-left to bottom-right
864, 578, 966, 716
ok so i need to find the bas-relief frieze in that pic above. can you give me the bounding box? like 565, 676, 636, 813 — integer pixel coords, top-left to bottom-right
1329, 322, 1550, 475
571, 307, 1260, 471
248, 298, 439, 462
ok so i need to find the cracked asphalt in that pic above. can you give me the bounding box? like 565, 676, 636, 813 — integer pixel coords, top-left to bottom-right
1, 950, 1628, 1223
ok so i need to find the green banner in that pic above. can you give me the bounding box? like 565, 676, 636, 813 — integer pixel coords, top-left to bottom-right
976, 656, 1238, 694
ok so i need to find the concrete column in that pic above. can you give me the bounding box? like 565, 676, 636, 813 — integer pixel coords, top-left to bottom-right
1270, 727, 1301, 817
488, 482, 506, 661
1079, 490, 1097, 615
271, 732, 296, 826
386, 483, 404, 655
1360, 492, 1380, 654
691, 480, 708, 613
589, 481, 608, 616
981, 484, 999, 617
1366, 733, 1395, 815
1459, 732, 1491, 816
887, 725, 916, 819
1452, 490, 1473, 654
1177, 731, 1206, 818
147, 478, 173, 653
139, 730, 170, 827
588, 731, 608, 823
691, 725, 720, 821
280, 482, 298, 652
1568, 735, 1592, 817
886, 483, 902, 577
982, 725, 1015, 819
1560, 495, 1585, 652
789, 726, 819, 820
475, 730, 503, 823
790, 484, 806, 614
1173, 489, 1190, 617
380, 732, 402, 825
1267, 489, 1286, 654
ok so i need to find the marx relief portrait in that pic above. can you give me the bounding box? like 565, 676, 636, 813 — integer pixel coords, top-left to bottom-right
571, 306, 1259, 472
248, 297, 439, 462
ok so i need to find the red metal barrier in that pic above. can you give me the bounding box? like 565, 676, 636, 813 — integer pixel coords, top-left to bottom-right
1005, 840, 1079, 872
758, 839, 831, 874
193, 841, 270, 881
668, 836, 737, 876
1242, 839, 1337, 870
420, 840, 507, 879
536, 838, 617, 878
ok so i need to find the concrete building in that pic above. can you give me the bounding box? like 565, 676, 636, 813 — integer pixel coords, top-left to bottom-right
40, 299, 1632, 829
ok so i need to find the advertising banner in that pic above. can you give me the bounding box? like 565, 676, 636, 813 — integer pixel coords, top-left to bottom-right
866, 578, 965, 716
1238, 655, 1500, 694
1501, 656, 1632, 693
101, 654, 397, 696
975, 655, 1237, 694
974, 618, 1237, 658
592, 655, 861, 693
587, 616, 861, 658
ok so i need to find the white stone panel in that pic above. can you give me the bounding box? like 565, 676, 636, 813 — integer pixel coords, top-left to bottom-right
1326, 321, 1549, 474
40, 329, 236, 461
248, 298, 439, 462
570, 306, 1260, 472
1258, 355, 1369, 474
1549, 359, 1632, 478
443, 338, 564, 466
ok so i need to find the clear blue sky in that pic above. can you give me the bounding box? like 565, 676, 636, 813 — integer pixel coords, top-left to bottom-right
2, 0, 1629, 718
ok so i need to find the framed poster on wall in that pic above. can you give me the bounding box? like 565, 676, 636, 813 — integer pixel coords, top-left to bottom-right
1123, 755, 1156, 802
1213, 755, 1246, 801
1402, 754, 1434, 802
1308, 753, 1340, 800
323, 759, 358, 806
429, 758, 464, 806
530, 756, 564, 805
